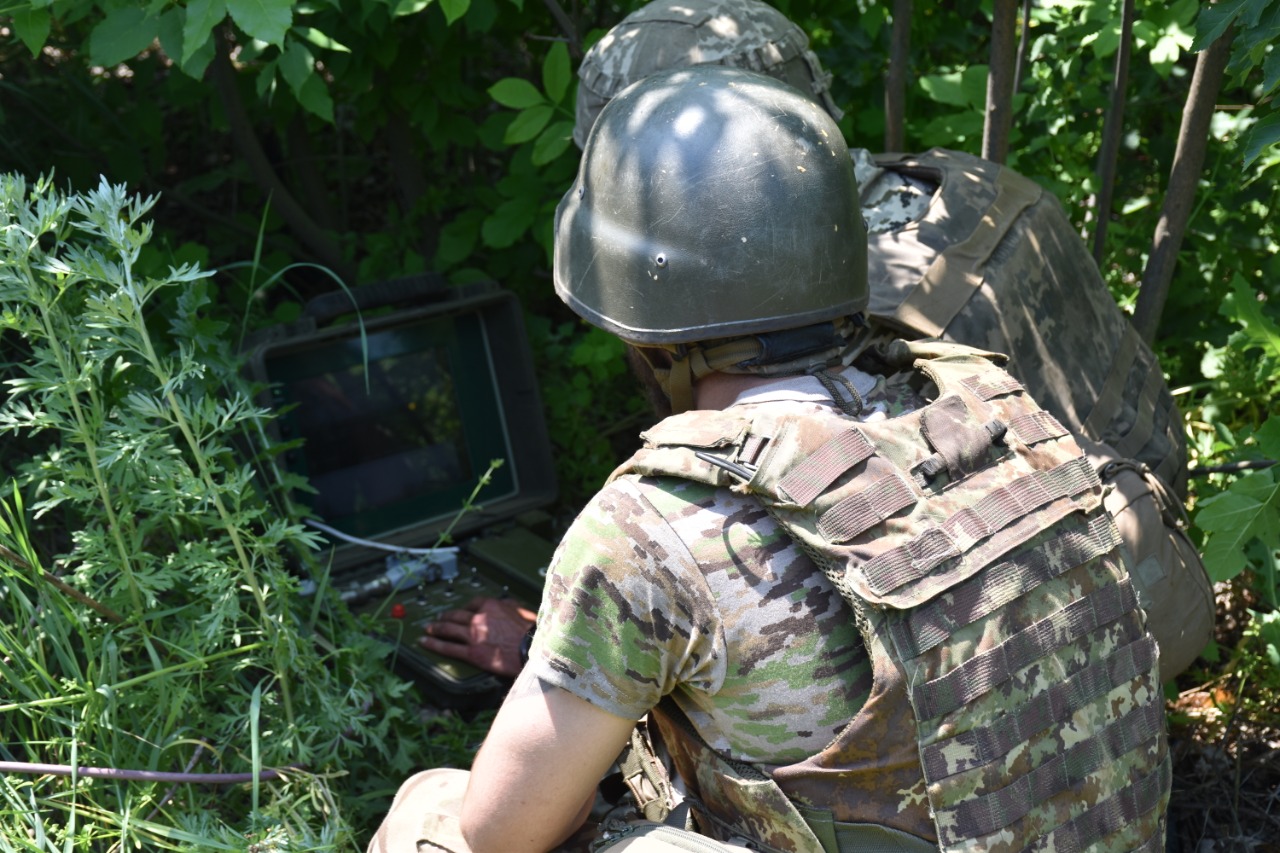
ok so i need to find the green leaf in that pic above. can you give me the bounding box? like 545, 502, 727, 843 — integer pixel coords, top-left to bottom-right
504, 104, 553, 144
489, 77, 545, 109
295, 75, 335, 122
10, 6, 51, 57
279, 38, 315, 95
919, 71, 969, 108
542, 41, 571, 105
1265, 44, 1280, 96
1256, 417, 1280, 459
439, 0, 470, 25
531, 120, 573, 165
226, 0, 292, 48
1221, 275, 1280, 360
182, 0, 227, 65
182, 35, 217, 77
293, 26, 351, 52
1092, 20, 1120, 59
90, 7, 158, 66
1150, 34, 1185, 69
392, 0, 434, 16
1191, 0, 1248, 51
253, 58, 276, 99
1241, 110, 1280, 169
1252, 609, 1280, 667
434, 210, 484, 268
256, 58, 278, 99
1196, 468, 1280, 582
481, 197, 538, 248
1197, 492, 1264, 581
919, 66, 987, 109
1239, 0, 1278, 28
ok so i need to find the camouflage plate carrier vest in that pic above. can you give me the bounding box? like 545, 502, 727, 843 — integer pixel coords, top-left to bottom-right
866, 148, 1187, 500
613, 341, 1171, 852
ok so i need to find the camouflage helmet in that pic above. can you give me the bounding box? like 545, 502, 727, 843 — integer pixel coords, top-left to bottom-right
554, 66, 868, 411
573, 0, 841, 149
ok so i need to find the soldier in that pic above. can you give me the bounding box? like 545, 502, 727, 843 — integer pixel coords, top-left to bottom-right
374, 65, 1171, 853
422, 0, 1212, 686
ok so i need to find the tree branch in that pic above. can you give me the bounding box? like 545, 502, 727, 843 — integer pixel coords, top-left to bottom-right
1133, 27, 1233, 344
884, 0, 911, 152
1091, 0, 1135, 265
208, 30, 357, 285
983, 0, 1018, 164
1013, 0, 1032, 93
541, 0, 581, 60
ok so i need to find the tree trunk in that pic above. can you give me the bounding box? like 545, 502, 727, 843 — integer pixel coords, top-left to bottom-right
1013, 0, 1032, 93
983, 0, 1018, 164
1091, 0, 1135, 266
1132, 28, 1233, 344
885, 0, 911, 152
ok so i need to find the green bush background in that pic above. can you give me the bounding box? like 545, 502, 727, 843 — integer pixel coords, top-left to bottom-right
1, 0, 1278, 847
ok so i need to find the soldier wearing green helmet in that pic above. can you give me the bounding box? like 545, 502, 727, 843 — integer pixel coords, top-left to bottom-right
421, 0, 1213, 689
373, 65, 1172, 853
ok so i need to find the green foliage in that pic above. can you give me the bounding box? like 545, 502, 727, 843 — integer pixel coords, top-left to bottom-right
0, 174, 422, 848
4, 0, 1280, 792
1192, 0, 1280, 168
1191, 276, 1280, 608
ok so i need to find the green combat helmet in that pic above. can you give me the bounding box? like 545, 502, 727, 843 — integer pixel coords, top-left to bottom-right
554, 65, 867, 412
573, 0, 840, 148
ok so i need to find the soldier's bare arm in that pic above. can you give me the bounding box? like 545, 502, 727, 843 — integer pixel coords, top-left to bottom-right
460, 667, 635, 853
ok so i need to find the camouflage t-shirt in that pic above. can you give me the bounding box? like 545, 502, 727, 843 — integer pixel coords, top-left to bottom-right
528, 367, 928, 766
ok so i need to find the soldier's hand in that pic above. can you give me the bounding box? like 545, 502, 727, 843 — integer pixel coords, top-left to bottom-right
419, 596, 536, 678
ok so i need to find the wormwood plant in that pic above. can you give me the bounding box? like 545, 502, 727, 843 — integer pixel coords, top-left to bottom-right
0, 174, 419, 850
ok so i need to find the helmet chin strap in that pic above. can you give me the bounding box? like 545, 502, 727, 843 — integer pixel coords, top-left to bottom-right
637, 319, 870, 414
640, 338, 779, 414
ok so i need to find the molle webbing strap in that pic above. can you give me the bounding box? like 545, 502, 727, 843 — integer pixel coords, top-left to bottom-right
859, 456, 1097, 598
913, 578, 1140, 721
817, 473, 916, 542
1026, 754, 1171, 853
778, 429, 876, 505
937, 701, 1165, 843
959, 372, 1025, 401
1082, 324, 1142, 441
1006, 410, 1070, 446
889, 511, 1121, 659
947, 456, 1096, 548
893, 169, 1042, 338
1113, 361, 1164, 460
919, 635, 1158, 780
1153, 398, 1184, 490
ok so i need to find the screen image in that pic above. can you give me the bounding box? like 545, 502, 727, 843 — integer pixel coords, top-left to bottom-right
264, 309, 518, 539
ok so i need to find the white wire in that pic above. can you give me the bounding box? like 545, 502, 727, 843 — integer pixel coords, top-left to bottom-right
304, 518, 459, 556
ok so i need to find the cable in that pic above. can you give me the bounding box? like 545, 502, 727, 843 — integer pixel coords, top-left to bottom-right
0, 760, 294, 784
304, 518, 458, 557
1189, 459, 1276, 478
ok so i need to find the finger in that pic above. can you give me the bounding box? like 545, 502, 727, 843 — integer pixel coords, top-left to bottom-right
419, 634, 469, 660
423, 621, 471, 642
436, 608, 479, 625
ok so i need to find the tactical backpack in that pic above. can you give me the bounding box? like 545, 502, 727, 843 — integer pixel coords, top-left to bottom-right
866, 149, 1184, 494
611, 340, 1171, 852
862, 148, 1212, 679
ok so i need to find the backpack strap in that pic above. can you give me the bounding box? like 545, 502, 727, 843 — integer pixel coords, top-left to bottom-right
895, 166, 1040, 337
